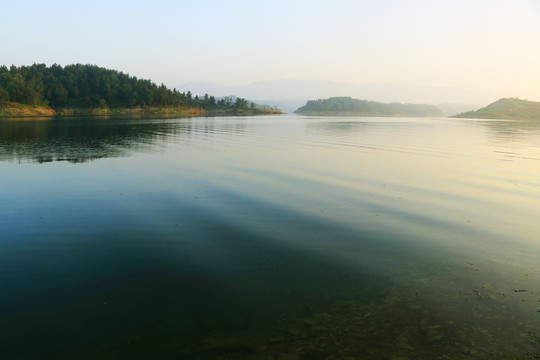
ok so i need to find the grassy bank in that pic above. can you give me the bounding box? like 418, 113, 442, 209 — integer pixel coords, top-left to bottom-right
0, 102, 205, 117
0, 102, 283, 118
0, 102, 57, 117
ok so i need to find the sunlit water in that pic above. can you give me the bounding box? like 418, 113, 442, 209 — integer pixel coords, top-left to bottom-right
1, 115, 540, 359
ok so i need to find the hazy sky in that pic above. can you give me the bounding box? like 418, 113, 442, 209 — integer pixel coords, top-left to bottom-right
2, 0, 540, 100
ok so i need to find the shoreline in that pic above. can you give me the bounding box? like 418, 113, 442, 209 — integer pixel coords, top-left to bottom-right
0, 103, 284, 118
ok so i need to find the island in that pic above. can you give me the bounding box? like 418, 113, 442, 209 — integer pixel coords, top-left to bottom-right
294, 97, 442, 117
0, 64, 282, 117
451, 98, 540, 120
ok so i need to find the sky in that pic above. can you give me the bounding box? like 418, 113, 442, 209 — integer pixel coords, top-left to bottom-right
2, 0, 540, 101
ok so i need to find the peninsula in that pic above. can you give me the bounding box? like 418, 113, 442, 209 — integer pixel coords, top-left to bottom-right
451, 98, 540, 120
294, 97, 442, 117
0, 64, 282, 117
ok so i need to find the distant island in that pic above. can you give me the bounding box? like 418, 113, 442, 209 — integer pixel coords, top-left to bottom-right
0, 64, 282, 117
451, 98, 540, 120
294, 97, 442, 117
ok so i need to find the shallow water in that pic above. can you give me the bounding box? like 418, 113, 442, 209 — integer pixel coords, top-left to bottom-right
1, 115, 540, 359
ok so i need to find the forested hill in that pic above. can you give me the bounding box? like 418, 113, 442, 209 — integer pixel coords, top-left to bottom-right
0, 64, 276, 116
451, 98, 540, 120
294, 97, 442, 117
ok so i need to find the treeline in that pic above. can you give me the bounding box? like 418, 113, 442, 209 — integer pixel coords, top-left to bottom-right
0, 63, 252, 110
295, 97, 442, 117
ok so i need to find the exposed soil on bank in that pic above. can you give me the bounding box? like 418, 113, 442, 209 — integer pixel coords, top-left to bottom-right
0, 103, 283, 118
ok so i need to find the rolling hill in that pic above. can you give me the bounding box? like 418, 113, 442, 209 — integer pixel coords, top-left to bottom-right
451, 98, 540, 120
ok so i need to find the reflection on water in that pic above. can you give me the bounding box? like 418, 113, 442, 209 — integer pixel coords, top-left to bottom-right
0, 116, 249, 163
1, 115, 540, 359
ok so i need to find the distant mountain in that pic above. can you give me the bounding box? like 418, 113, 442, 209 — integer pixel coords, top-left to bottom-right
176, 80, 497, 112
451, 98, 540, 120
295, 97, 442, 117
435, 102, 482, 117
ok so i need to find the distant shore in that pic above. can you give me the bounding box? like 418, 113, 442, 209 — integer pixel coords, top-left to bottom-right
0, 102, 283, 118
295, 97, 442, 117
450, 98, 540, 120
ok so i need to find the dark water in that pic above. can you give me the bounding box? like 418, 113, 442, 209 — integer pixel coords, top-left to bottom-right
1, 115, 540, 359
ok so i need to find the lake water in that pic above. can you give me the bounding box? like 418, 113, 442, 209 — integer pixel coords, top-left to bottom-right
1, 114, 540, 359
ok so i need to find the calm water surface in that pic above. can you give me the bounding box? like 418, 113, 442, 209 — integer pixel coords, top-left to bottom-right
1, 115, 540, 359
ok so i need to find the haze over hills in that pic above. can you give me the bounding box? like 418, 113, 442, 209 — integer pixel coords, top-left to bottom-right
435, 102, 483, 117
177, 80, 493, 113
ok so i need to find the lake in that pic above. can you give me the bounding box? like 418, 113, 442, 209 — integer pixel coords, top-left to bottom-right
1, 114, 540, 359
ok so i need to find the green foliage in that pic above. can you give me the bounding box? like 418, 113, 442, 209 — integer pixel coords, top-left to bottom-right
295, 97, 442, 117
235, 97, 249, 108
0, 63, 251, 112
452, 98, 540, 120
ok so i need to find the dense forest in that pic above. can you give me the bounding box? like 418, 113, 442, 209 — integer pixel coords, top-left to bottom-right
451, 98, 540, 120
0, 63, 259, 112
295, 97, 442, 117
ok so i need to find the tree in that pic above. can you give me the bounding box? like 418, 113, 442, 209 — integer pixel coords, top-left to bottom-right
0, 87, 9, 103
0, 64, 258, 112
235, 97, 248, 108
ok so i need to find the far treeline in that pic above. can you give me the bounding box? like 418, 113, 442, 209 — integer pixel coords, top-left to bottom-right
0, 63, 279, 115
451, 98, 540, 120
295, 97, 442, 117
